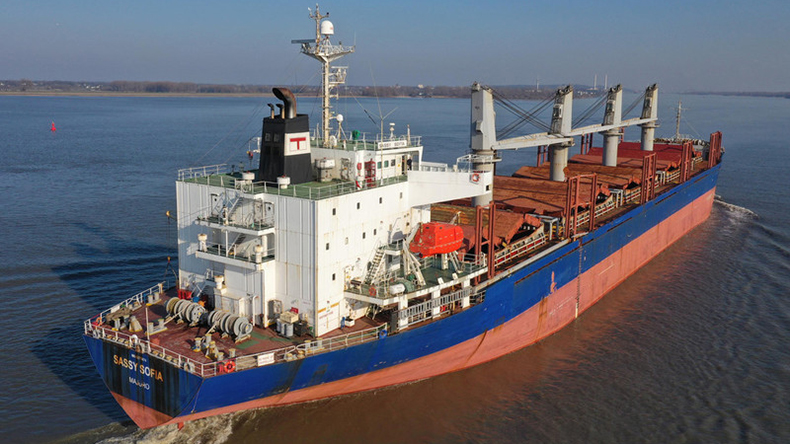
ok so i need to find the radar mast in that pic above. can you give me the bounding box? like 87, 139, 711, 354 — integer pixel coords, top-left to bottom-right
292, 4, 355, 147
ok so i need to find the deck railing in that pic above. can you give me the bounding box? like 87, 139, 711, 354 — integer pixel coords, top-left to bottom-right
182, 172, 408, 200
197, 213, 274, 232
84, 283, 164, 334
177, 164, 231, 181
394, 287, 476, 328
558, 155, 710, 238
349, 252, 486, 300
493, 231, 547, 267
196, 244, 275, 265
311, 132, 422, 151
84, 287, 389, 378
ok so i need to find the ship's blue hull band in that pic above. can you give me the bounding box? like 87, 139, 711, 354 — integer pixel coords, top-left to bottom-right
85, 165, 720, 420
84, 336, 203, 417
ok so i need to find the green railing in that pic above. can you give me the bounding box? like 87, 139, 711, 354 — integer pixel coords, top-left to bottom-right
183, 173, 408, 200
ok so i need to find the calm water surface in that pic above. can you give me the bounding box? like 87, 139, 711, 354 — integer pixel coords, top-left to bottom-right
0, 93, 788, 444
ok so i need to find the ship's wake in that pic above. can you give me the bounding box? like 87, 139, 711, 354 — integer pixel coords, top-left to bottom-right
714, 195, 758, 219
713, 194, 790, 272
93, 415, 237, 444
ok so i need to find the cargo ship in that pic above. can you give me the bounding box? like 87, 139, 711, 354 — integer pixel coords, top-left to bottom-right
84, 6, 723, 429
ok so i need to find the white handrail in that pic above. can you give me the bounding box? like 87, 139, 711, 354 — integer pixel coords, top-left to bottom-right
85, 292, 389, 378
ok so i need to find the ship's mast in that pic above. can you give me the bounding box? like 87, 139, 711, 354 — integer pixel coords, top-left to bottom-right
674, 100, 683, 140
292, 5, 355, 147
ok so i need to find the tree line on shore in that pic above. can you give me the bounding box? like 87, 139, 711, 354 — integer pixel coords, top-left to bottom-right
1, 79, 596, 99
4, 79, 787, 99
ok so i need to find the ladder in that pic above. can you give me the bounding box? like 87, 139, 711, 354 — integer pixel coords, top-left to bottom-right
217, 191, 244, 225
228, 234, 246, 257
364, 249, 386, 284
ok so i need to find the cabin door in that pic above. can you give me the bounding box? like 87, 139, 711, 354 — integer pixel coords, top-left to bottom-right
320, 302, 340, 333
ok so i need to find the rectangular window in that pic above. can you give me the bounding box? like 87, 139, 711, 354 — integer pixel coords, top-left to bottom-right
357, 202, 360, 209
377, 161, 382, 168
332, 208, 336, 216
384, 160, 389, 167
363, 232, 366, 239
325, 243, 330, 250
332, 273, 336, 281
379, 197, 383, 204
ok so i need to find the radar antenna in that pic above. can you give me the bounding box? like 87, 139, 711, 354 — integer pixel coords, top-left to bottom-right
292, 4, 355, 148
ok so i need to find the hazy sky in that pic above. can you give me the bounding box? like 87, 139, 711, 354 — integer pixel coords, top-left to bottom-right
1, 0, 788, 92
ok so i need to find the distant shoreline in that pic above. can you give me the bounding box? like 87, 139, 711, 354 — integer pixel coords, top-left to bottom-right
0, 80, 583, 100
2, 89, 787, 100
0, 91, 277, 98
0, 91, 467, 99
686, 91, 790, 99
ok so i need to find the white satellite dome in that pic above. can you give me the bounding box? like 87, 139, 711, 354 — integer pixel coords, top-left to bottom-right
320, 20, 334, 35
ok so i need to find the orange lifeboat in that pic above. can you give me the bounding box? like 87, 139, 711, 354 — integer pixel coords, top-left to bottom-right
409, 222, 464, 257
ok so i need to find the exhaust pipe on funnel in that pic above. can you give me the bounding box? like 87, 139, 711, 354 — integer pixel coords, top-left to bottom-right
273, 87, 297, 119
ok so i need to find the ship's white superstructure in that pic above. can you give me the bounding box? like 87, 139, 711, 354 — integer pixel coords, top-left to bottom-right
175, 133, 490, 337
174, 8, 490, 336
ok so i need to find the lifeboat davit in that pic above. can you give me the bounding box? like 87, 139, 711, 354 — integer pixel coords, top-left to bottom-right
409, 222, 464, 257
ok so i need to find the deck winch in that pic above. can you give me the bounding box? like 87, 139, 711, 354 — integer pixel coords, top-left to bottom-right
206, 309, 253, 339
166, 298, 206, 325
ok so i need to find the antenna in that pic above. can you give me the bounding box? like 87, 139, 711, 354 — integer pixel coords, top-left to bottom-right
368, 64, 397, 138
357, 98, 397, 136
292, 4, 355, 147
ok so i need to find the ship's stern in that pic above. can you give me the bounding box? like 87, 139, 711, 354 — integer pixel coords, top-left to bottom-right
84, 334, 204, 429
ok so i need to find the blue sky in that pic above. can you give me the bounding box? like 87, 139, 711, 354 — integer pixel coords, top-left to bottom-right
1, 0, 787, 92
